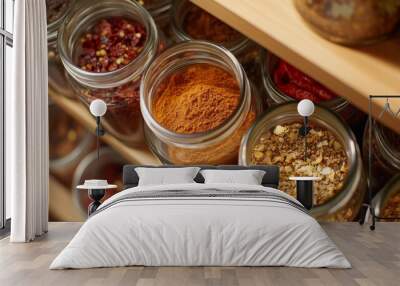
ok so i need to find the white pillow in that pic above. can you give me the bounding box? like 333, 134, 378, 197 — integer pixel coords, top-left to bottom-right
135, 167, 200, 186
200, 169, 266, 185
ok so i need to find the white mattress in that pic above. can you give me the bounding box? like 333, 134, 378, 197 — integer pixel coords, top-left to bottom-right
50, 183, 351, 269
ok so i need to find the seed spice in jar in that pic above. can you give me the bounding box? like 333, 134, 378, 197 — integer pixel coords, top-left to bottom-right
152, 63, 255, 164
251, 122, 349, 205
183, 4, 242, 44
76, 17, 146, 139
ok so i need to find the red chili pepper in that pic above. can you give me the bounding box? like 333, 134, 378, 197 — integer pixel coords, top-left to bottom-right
276, 82, 321, 103
284, 62, 336, 101
273, 60, 337, 102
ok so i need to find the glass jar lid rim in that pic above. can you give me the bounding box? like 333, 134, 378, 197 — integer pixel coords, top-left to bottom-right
57, 0, 159, 89
140, 40, 251, 144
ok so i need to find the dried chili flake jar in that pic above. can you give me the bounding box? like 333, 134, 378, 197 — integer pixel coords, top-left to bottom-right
171, 0, 261, 86
363, 120, 400, 196
58, 0, 161, 145
140, 41, 263, 165
372, 174, 400, 222
47, 0, 75, 98
240, 103, 366, 221
262, 51, 365, 131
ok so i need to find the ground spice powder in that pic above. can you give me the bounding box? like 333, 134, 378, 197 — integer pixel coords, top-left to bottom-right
152, 63, 256, 164
153, 64, 241, 134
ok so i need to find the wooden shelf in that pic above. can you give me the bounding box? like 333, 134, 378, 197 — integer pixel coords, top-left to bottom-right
192, 0, 400, 133
49, 90, 161, 165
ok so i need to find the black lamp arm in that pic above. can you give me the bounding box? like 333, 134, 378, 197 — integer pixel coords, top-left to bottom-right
95, 116, 105, 137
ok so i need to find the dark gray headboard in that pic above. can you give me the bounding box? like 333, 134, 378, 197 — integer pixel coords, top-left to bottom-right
123, 165, 280, 189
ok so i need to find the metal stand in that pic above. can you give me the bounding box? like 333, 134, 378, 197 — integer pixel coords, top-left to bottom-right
88, 188, 106, 216
95, 116, 105, 160
359, 95, 400, 230
296, 180, 313, 210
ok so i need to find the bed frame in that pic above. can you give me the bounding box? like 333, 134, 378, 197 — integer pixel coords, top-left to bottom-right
122, 165, 280, 189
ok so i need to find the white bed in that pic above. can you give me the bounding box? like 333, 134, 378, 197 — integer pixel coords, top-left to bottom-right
50, 182, 351, 269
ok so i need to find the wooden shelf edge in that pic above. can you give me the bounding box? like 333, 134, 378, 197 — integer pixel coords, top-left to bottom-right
49, 91, 161, 165
191, 0, 400, 133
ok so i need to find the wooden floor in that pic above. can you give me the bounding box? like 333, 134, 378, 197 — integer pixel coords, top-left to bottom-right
0, 222, 399, 286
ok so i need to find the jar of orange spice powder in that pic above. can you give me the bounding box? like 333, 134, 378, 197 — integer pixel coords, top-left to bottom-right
140, 41, 263, 164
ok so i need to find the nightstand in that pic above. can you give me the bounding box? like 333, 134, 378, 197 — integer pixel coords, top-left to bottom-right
289, 176, 321, 210
77, 180, 117, 216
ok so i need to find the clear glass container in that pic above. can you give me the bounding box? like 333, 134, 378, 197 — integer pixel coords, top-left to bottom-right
363, 120, 400, 196
49, 102, 95, 187
373, 174, 400, 222
240, 103, 366, 221
170, 0, 261, 83
137, 0, 172, 41
47, 0, 75, 98
294, 0, 400, 45
58, 0, 162, 145
261, 51, 365, 128
140, 41, 263, 165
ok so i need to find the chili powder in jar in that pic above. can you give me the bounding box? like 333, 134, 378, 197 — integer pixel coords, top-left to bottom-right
153, 64, 241, 134
151, 63, 256, 164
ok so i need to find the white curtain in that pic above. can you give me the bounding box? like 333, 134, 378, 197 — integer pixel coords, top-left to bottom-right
7, 0, 49, 242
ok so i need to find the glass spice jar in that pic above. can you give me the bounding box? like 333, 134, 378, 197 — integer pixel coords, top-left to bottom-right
49, 102, 95, 187
240, 103, 366, 221
140, 41, 263, 165
72, 147, 126, 217
170, 0, 261, 84
47, 0, 75, 98
294, 0, 400, 45
262, 51, 366, 130
136, 0, 172, 41
58, 0, 162, 146
363, 120, 400, 196
372, 174, 400, 222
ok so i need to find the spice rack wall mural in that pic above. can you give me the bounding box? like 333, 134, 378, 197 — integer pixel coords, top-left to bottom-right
47, 0, 400, 222
360, 95, 400, 230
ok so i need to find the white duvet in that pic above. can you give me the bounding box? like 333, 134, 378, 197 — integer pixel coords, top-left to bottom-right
50, 183, 351, 269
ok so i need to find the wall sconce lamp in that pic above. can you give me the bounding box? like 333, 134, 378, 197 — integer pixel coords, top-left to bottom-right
89, 99, 107, 160
297, 99, 315, 161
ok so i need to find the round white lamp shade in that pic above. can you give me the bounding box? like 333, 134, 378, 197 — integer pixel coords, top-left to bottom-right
89, 99, 107, 117
297, 99, 315, 117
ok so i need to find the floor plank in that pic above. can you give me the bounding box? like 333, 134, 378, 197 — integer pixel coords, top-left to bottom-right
0, 222, 398, 286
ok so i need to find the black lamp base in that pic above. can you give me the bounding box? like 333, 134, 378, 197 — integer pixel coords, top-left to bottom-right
296, 180, 313, 210
88, 189, 105, 216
